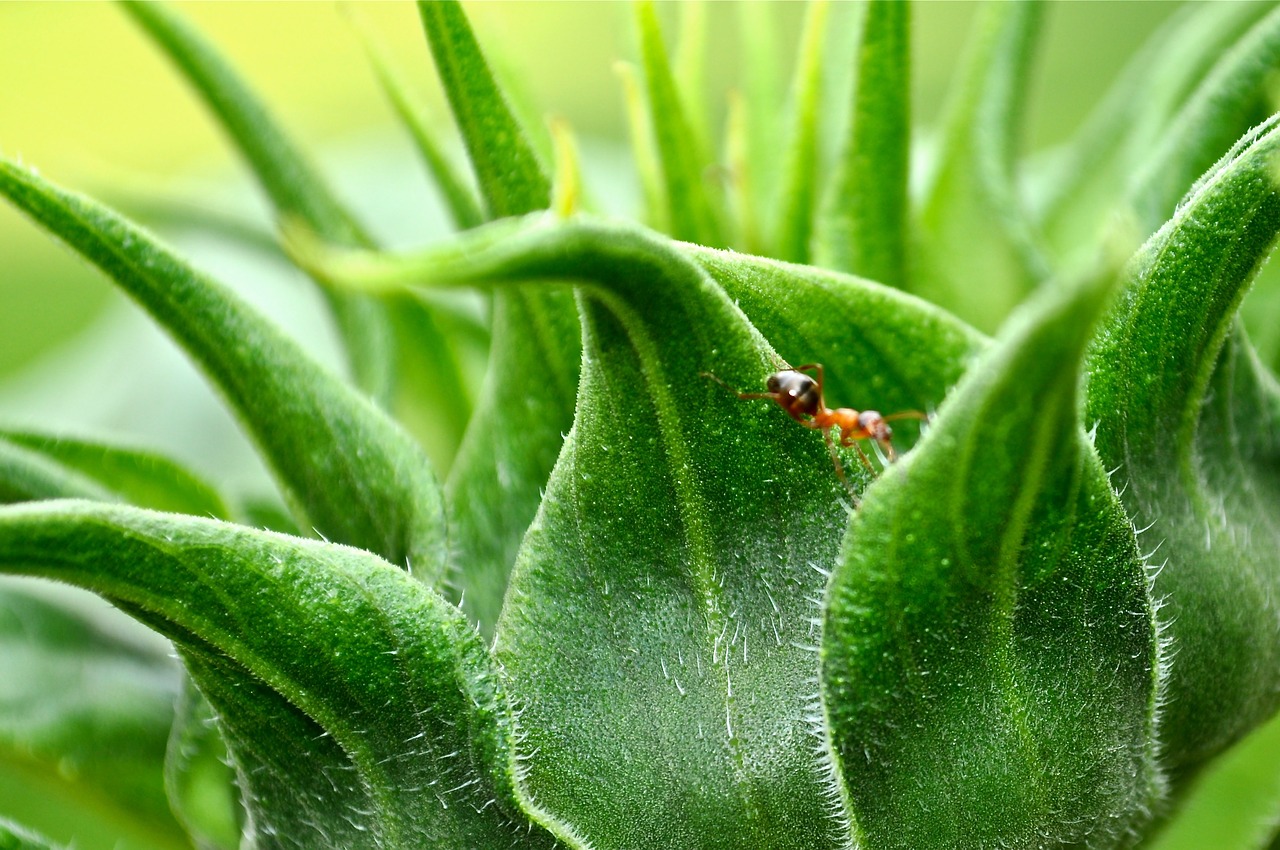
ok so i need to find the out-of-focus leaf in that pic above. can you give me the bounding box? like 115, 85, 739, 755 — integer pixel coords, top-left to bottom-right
0, 430, 228, 518
0, 587, 186, 850
815, 0, 910, 288
165, 676, 240, 850
0, 159, 447, 579
635, 0, 724, 247
824, 273, 1161, 848
913, 0, 1048, 331
120, 0, 397, 401
1128, 5, 1280, 235
0, 440, 115, 506
1085, 117, 1280, 774
773, 0, 830, 265
350, 9, 484, 231
0, 501, 568, 850
0, 819, 64, 850
1034, 2, 1273, 265
1147, 709, 1280, 850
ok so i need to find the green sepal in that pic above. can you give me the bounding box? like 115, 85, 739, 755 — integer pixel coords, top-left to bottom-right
823, 273, 1161, 848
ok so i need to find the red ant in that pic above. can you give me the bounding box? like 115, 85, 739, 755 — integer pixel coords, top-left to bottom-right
703, 364, 925, 497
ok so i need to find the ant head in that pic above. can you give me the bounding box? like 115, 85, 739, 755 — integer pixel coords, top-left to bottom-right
767, 369, 816, 398
858, 410, 892, 442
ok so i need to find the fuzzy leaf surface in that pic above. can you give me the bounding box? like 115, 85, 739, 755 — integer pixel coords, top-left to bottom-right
292, 213, 1001, 848
418, 0, 580, 630
0, 159, 447, 579
1085, 117, 1280, 774
165, 675, 240, 850
0, 501, 564, 850
824, 276, 1160, 848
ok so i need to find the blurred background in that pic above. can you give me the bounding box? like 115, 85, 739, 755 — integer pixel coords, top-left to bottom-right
3, 3, 1280, 849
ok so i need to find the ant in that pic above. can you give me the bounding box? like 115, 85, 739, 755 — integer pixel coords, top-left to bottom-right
703, 364, 925, 497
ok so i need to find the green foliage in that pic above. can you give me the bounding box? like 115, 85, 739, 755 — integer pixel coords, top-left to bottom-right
2, 1, 1280, 848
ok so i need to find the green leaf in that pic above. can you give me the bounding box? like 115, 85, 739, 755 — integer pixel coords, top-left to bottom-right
1146, 709, 1280, 850
815, 0, 911, 288
0, 430, 229, 518
773, 0, 830, 265
1034, 2, 1273, 264
417, 0, 580, 630
0, 439, 116, 506
913, 0, 1049, 331
120, 0, 397, 401
0, 819, 63, 850
0, 586, 187, 850
635, 0, 725, 247
417, 0, 549, 219
823, 273, 1160, 848
1085, 117, 1280, 773
0, 159, 447, 580
165, 676, 240, 850
350, 9, 485, 231
0, 501, 567, 850
1128, 5, 1280, 235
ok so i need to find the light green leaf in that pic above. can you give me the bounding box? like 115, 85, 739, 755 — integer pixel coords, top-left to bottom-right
0, 159, 447, 580
823, 273, 1160, 848
773, 0, 830, 265
1147, 709, 1280, 850
814, 0, 911, 287
350, 9, 485, 231
0, 586, 186, 850
913, 0, 1048, 331
635, 0, 724, 247
1128, 5, 1280, 235
0, 430, 228, 518
0, 819, 64, 850
120, 0, 397, 401
0, 440, 116, 506
165, 676, 240, 850
1034, 2, 1272, 264
1085, 116, 1280, 774
0, 501, 566, 850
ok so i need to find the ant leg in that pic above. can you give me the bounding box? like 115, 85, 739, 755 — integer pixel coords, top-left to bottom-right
850, 441, 878, 474
700, 371, 775, 401
822, 428, 859, 505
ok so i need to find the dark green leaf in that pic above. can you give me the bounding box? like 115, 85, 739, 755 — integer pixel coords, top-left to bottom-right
120, 0, 398, 401
417, 0, 549, 219
913, 0, 1048, 331
0, 159, 447, 580
635, 0, 725, 247
417, 0, 580, 630
0, 501, 567, 850
1085, 117, 1280, 773
165, 676, 240, 850
0, 586, 186, 850
823, 274, 1160, 848
0, 430, 228, 518
815, 0, 911, 288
